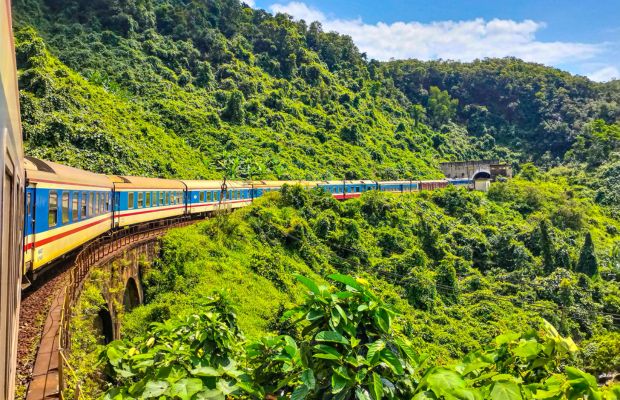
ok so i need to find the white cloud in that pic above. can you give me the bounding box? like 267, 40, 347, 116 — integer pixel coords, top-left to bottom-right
587, 66, 619, 82
269, 1, 605, 66
243, 0, 256, 8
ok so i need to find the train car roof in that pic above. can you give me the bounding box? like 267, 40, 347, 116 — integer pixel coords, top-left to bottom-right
180, 180, 251, 190
25, 157, 113, 189
109, 175, 185, 190
320, 180, 378, 185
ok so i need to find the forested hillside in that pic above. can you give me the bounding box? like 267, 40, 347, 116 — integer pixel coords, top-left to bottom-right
67, 182, 620, 398
12, 0, 619, 181
10, 0, 620, 398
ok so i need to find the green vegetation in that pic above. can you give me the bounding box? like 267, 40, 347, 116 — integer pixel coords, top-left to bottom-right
12, 0, 620, 397
100, 274, 620, 399
87, 179, 619, 398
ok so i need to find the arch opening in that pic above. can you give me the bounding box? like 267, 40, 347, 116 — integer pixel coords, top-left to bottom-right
123, 277, 140, 312
472, 170, 491, 180
94, 308, 114, 345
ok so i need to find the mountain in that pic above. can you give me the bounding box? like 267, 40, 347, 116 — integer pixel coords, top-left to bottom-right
12, 0, 618, 180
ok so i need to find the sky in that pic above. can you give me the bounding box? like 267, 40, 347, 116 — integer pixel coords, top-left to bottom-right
246, 0, 620, 82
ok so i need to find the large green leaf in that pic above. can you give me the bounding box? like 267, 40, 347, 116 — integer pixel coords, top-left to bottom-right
380, 349, 404, 375
190, 365, 221, 377
356, 387, 373, 400
316, 331, 350, 345
302, 369, 316, 390
291, 384, 309, 400
371, 372, 384, 400
332, 373, 349, 394
425, 368, 465, 395
328, 274, 364, 291
490, 382, 522, 400
295, 274, 321, 295
512, 341, 542, 360
169, 378, 203, 400
366, 340, 385, 363
141, 380, 169, 398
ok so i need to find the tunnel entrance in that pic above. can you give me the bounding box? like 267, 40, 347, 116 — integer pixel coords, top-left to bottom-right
472, 170, 491, 180
123, 277, 140, 312
94, 308, 114, 345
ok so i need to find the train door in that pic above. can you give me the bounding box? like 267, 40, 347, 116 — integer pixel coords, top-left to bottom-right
113, 190, 120, 228
24, 186, 35, 276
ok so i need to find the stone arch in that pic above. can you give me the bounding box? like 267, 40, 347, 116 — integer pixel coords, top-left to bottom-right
94, 308, 114, 345
472, 170, 491, 180
123, 277, 141, 312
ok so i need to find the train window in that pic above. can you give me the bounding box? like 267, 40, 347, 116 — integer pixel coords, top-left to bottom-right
82, 192, 88, 218
158, 191, 163, 205
62, 192, 70, 224
96, 193, 101, 214
90, 193, 95, 215
27, 192, 31, 217
146, 192, 151, 207
152, 191, 157, 206
48, 191, 58, 227
128, 192, 134, 209
72, 192, 78, 221
106, 193, 110, 211
138, 192, 144, 208
206, 192, 211, 202
199, 191, 204, 202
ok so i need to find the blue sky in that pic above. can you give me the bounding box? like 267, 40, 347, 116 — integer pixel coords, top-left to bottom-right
248, 0, 620, 81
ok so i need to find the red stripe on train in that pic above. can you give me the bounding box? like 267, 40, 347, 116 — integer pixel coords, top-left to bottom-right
23, 217, 111, 251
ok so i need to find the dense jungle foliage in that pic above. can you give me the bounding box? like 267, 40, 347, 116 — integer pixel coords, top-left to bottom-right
64, 179, 620, 398
11, 0, 619, 183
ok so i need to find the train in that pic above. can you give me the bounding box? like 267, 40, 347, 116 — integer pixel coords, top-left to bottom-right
1, 0, 25, 397
22, 155, 473, 278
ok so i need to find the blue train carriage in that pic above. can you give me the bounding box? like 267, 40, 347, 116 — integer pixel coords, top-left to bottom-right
250, 180, 287, 199
448, 178, 473, 189
377, 180, 419, 193
313, 180, 375, 200
183, 179, 254, 214
23, 157, 113, 274
110, 176, 186, 227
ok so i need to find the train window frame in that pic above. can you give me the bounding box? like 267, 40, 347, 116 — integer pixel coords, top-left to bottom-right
128, 192, 135, 210
61, 192, 70, 224
207, 191, 212, 202
72, 192, 79, 221
138, 192, 144, 208
199, 191, 204, 202
146, 192, 151, 208
48, 191, 58, 227
81, 192, 88, 219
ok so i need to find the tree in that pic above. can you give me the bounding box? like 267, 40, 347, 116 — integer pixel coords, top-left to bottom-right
427, 86, 457, 128
520, 163, 540, 181
539, 220, 555, 274
576, 232, 598, 276
409, 104, 426, 127
436, 256, 459, 304
222, 90, 245, 124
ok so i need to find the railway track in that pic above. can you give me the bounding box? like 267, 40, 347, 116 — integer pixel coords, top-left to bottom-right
17, 263, 72, 399
16, 216, 201, 399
